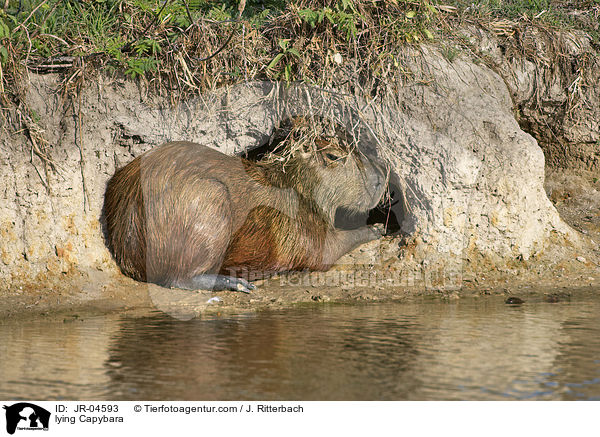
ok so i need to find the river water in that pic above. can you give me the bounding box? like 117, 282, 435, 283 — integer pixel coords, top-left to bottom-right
1, 292, 600, 400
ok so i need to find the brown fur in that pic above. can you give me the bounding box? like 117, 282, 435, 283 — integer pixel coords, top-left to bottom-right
103, 137, 386, 288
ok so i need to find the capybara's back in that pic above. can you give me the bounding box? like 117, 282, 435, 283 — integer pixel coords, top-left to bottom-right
104, 142, 236, 285
103, 122, 387, 292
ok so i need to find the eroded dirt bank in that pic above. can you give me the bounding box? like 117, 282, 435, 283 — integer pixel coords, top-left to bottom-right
1, 27, 599, 318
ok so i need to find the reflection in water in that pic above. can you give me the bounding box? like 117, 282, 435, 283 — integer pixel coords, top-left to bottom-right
105, 309, 421, 400
1, 293, 600, 400
0, 316, 119, 400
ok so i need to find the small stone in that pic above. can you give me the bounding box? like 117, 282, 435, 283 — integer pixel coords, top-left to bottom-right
206, 296, 221, 304
545, 294, 560, 303
576, 256, 587, 263
505, 296, 525, 305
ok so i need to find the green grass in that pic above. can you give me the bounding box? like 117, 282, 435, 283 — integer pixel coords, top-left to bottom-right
0, 0, 438, 88
446, 0, 600, 44
0, 0, 598, 97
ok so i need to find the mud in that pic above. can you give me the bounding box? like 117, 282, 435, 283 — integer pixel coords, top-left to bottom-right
1, 256, 598, 321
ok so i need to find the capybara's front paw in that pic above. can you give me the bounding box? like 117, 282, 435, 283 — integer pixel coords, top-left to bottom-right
223, 277, 256, 294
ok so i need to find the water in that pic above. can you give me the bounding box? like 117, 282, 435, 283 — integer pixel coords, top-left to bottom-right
1, 293, 600, 400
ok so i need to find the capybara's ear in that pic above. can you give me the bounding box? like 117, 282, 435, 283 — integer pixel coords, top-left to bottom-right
314, 138, 331, 149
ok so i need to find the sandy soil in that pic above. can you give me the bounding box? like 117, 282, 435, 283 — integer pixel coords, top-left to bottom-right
545, 168, 600, 258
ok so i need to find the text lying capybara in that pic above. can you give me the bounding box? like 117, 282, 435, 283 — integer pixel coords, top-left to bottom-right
103, 120, 388, 292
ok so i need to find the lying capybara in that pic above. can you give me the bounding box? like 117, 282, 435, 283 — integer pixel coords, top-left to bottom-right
103, 120, 387, 292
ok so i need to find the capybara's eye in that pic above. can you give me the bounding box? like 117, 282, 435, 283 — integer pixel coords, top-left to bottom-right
325, 152, 341, 162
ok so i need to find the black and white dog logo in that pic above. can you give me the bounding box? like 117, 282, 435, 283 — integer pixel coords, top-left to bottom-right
3, 403, 50, 435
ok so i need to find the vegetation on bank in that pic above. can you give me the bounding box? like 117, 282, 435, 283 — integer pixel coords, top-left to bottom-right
0, 0, 599, 99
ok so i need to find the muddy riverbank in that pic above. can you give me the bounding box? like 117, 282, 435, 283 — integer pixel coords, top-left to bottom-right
1, 266, 598, 321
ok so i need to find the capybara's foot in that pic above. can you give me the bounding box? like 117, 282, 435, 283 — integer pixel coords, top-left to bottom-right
172, 274, 256, 293
217, 276, 256, 293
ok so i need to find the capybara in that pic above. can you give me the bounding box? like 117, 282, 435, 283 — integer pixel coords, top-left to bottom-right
103, 119, 387, 292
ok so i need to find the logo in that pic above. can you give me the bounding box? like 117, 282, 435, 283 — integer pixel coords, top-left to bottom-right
3, 403, 50, 435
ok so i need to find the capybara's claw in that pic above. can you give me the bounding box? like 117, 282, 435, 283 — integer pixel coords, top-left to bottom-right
234, 278, 255, 294
220, 275, 255, 293
172, 274, 255, 293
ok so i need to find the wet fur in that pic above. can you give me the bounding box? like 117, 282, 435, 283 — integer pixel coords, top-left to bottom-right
103, 140, 386, 288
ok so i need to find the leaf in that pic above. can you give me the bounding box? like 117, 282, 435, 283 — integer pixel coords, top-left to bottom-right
324, 10, 335, 25
124, 67, 137, 78
267, 53, 284, 70
0, 45, 8, 65
0, 20, 9, 39
278, 38, 290, 50
317, 10, 326, 24
406, 10, 416, 18
287, 48, 301, 57
426, 3, 437, 15
341, 0, 356, 11
298, 9, 318, 27
423, 28, 434, 40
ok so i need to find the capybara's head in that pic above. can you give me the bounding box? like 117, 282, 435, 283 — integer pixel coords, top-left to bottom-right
271, 117, 388, 219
